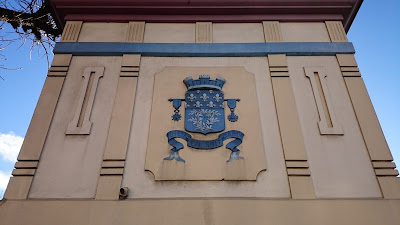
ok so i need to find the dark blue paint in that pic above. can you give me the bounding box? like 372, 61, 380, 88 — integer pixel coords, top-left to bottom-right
53, 42, 355, 57
165, 130, 244, 162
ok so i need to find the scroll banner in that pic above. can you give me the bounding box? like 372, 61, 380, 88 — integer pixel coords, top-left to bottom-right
165, 130, 244, 162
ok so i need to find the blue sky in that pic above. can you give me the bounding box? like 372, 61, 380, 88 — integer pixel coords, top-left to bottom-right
0, 1, 399, 198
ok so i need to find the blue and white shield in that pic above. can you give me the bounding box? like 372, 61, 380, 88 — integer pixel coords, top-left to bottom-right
184, 89, 225, 134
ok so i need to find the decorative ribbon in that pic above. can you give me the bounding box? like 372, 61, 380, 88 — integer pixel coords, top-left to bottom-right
164, 130, 244, 163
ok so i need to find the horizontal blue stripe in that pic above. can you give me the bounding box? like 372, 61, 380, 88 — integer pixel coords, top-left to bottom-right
53, 42, 355, 57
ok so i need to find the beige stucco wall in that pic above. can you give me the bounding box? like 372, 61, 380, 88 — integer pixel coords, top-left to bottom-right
212, 23, 265, 43
4, 21, 396, 201
21, 55, 387, 199
75, 22, 331, 43
287, 56, 381, 198
1, 199, 400, 225
280, 23, 331, 42
29, 57, 122, 198
145, 66, 266, 181
123, 57, 290, 198
78, 23, 128, 42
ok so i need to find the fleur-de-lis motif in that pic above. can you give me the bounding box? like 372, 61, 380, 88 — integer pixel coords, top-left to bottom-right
200, 93, 209, 102
188, 93, 196, 102
213, 93, 222, 102
220, 102, 225, 108
185, 102, 190, 108
207, 101, 216, 108
194, 101, 203, 108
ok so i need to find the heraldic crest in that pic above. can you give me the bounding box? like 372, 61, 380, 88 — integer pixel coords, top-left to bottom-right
165, 75, 244, 163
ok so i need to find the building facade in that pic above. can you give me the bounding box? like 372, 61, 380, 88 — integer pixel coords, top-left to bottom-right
1, 0, 399, 224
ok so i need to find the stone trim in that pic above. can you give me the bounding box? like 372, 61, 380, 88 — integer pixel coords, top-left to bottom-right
54, 42, 356, 57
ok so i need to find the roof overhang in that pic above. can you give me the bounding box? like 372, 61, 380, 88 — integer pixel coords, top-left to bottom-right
49, 0, 363, 32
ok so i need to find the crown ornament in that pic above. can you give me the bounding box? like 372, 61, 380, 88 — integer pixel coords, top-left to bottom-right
183, 75, 226, 91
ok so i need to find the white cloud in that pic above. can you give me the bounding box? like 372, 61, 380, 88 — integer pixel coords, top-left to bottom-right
0, 132, 24, 162
0, 170, 11, 195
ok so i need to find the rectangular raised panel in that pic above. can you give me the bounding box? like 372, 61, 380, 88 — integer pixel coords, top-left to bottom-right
95, 176, 123, 200
96, 54, 140, 200
262, 21, 282, 42
102, 161, 125, 168
268, 54, 288, 67
287, 168, 311, 176
103, 77, 138, 160
14, 161, 38, 169
286, 161, 309, 168
213, 23, 264, 43
326, 21, 348, 42
377, 177, 400, 199
289, 176, 316, 199
281, 23, 331, 42
3, 176, 33, 199
305, 67, 343, 135
144, 23, 195, 43
12, 169, 36, 176
100, 168, 124, 175
66, 67, 104, 135
340, 67, 360, 72
343, 77, 393, 161
271, 78, 307, 160
51, 54, 73, 67
373, 161, 396, 169
196, 22, 212, 43
375, 169, 399, 176
336, 54, 358, 67
48, 55, 71, 77
126, 22, 145, 42
78, 23, 128, 42
60, 21, 82, 42
18, 77, 65, 160
145, 66, 266, 181
342, 72, 361, 77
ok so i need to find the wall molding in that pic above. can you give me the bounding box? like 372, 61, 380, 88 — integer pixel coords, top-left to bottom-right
304, 66, 343, 135
66, 67, 104, 135
54, 42, 355, 57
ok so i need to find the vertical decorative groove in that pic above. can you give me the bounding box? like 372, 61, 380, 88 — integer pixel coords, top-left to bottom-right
78, 72, 95, 127
196, 22, 212, 43
61, 21, 82, 42
66, 67, 104, 135
263, 21, 282, 42
325, 21, 348, 42
305, 67, 343, 135
314, 72, 333, 128
126, 22, 145, 43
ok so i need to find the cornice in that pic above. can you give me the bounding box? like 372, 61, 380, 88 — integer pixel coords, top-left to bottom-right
49, 0, 363, 32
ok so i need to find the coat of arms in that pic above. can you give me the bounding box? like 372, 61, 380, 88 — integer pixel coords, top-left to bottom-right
165, 75, 244, 163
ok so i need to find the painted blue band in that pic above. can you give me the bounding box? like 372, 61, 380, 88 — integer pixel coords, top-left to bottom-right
53, 42, 355, 57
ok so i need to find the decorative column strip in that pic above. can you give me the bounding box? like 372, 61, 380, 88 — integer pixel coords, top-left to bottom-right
262, 21, 282, 42
268, 54, 315, 199
338, 54, 399, 198
196, 22, 212, 43
60, 21, 82, 42
126, 21, 145, 43
304, 67, 343, 135
325, 21, 348, 42
4, 54, 71, 199
66, 67, 104, 135
95, 54, 140, 200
